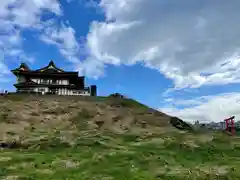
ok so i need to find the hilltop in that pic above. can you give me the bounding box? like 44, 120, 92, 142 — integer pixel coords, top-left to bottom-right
0, 94, 190, 141
0, 95, 240, 179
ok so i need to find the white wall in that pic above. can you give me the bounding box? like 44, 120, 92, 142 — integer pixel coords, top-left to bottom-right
62, 80, 69, 85
58, 88, 67, 95
56, 80, 69, 85
26, 78, 90, 96
31, 78, 37, 83
30, 78, 71, 86
31, 78, 69, 85
72, 90, 90, 96
36, 87, 48, 94
57, 88, 90, 96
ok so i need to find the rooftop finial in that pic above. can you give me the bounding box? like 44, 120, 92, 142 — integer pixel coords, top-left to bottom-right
49, 60, 54, 65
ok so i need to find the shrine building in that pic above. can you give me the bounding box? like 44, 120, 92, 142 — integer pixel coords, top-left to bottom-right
11, 60, 97, 96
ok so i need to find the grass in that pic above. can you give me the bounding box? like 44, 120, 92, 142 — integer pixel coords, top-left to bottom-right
1, 95, 240, 179
69, 108, 94, 130
107, 97, 149, 110
1, 131, 240, 180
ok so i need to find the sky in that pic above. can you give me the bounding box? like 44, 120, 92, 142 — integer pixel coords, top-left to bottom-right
1, 0, 240, 123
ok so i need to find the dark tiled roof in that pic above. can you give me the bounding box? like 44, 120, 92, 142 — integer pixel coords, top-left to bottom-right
11, 60, 79, 75
35, 60, 64, 73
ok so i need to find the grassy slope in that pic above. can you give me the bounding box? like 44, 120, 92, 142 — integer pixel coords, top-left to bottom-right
0, 95, 240, 180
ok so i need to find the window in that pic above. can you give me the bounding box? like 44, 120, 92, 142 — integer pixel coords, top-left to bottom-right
54, 80, 69, 85
64, 80, 69, 85
42, 79, 48, 84
31, 79, 37, 83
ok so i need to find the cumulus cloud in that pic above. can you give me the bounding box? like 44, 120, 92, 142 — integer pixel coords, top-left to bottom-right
1, 0, 240, 88
159, 93, 240, 123
84, 0, 240, 88
40, 22, 82, 64
0, 0, 63, 81
0, 0, 97, 82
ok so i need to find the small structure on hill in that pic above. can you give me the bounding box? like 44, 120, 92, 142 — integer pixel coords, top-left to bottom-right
108, 93, 125, 99
11, 60, 97, 96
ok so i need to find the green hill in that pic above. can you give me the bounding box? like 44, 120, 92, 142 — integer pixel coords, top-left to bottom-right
0, 95, 240, 180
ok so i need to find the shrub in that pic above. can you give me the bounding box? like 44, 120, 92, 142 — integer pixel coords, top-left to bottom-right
108, 93, 125, 98
170, 116, 193, 131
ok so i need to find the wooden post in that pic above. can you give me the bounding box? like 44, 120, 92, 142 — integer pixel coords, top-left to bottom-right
225, 119, 229, 131
224, 116, 235, 135
231, 118, 236, 135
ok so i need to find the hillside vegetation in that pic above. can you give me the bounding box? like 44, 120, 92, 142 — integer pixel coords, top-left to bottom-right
0, 95, 240, 180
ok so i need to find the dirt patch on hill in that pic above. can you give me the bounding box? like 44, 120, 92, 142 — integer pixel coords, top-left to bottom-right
0, 95, 191, 147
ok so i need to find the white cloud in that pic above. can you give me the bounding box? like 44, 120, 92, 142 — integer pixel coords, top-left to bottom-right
74, 57, 105, 78
0, 54, 11, 82
0, 0, 90, 82
7, 0, 61, 28
0, 0, 62, 81
159, 93, 240, 123
0, 62, 10, 75
83, 0, 240, 88
40, 22, 81, 64
0, 0, 61, 30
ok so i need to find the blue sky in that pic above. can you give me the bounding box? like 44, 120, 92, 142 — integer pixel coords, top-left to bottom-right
1, 0, 240, 123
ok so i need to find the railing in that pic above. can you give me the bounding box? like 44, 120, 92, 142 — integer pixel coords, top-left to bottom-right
16, 91, 42, 95
31, 82, 70, 85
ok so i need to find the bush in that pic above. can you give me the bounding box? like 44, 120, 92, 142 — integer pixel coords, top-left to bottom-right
107, 95, 148, 110
170, 116, 193, 131
108, 93, 125, 98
